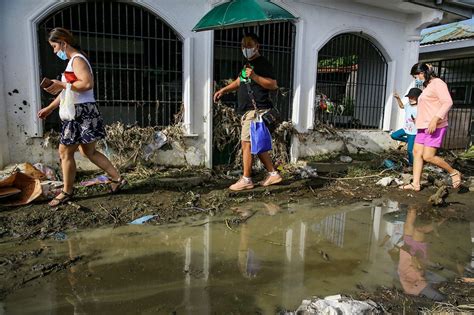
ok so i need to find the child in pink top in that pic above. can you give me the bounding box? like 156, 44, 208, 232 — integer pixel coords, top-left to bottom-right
400, 63, 462, 191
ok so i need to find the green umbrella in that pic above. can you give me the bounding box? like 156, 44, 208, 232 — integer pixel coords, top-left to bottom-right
192, 0, 297, 32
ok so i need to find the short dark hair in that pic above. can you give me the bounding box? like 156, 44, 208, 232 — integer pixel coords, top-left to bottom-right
242, 32, 260, 44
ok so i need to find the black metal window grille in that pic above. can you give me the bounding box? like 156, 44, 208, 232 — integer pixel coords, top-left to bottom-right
315, 33, 388, 129
38, 1, 183, 130
213, 22, 296, 121
425, 58, 473, 150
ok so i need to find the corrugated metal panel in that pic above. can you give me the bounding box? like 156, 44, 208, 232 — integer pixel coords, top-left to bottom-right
421, 18, 474, 45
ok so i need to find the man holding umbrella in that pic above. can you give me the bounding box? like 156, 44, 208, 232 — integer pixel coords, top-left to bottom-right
214, 33, 282, 191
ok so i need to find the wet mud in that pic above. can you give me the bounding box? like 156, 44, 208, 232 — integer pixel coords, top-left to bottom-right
0, 166, 473, 313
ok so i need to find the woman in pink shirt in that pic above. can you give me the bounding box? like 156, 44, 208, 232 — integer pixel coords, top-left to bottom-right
401, 63, 462, 191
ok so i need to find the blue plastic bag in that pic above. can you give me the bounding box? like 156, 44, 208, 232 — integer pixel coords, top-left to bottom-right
250, 115, 272, 155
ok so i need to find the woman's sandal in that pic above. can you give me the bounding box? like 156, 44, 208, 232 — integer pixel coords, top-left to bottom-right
450, 170, 462, 189
110, 177, 128, 194
399, 183, 421, 192
49, 190, 73, 207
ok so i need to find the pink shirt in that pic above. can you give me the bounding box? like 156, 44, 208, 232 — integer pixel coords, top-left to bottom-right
416, 78, 453, 129
398, 249, 427, 296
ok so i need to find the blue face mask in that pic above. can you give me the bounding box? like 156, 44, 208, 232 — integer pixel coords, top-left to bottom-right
415, 78, 424, 87
56, 49, 67, 61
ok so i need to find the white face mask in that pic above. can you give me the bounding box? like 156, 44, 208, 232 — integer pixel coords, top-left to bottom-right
242, 47, 257, 59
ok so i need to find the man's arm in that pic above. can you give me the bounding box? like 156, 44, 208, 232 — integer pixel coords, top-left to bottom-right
213, 77, 240, 102
245, 66, 278, 90
250, 73, 278, 90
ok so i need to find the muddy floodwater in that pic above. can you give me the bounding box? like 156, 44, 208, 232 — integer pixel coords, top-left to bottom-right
2, 198, 472, 314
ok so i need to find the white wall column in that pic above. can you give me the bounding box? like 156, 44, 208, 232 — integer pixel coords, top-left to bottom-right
0, 54, 9, 168
0, 0, 9, 168
202, 29, 214, 168
391, 35, 422, 131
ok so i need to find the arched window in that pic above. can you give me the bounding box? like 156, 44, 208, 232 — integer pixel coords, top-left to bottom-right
38, 1, 183, 130
214, 22, 296, 121
315, 33, 388, 129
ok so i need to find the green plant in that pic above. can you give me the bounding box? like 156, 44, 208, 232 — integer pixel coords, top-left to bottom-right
340, 96, 355, 116
318, 55, 358, 68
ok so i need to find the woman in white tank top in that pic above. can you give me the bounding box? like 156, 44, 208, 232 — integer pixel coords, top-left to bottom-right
37, 28, 127, 206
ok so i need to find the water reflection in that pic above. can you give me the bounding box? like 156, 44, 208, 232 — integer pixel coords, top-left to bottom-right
390, 206, 446, 300
4, 199, 473, 314
382, 204, 472, 302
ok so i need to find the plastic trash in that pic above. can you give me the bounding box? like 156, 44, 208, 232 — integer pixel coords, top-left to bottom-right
289, 295, 381, 315
40, 181, 64, 199
53, 232, 67, 241
129, 215, 157, 225
339, 155, 352, 163
103, 139, 112, 159
59, 83, 76, 121
376, 177, 403, 187
295, 166, 318, 179
33, 163, 58, 181
143, 131, 168, 160
425, 165, 444, 175
79, 175, 110, 187
383, 159, 402, 170
377, 177, 393, 187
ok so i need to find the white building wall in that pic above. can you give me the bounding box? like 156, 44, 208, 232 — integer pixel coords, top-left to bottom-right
0, 0, 9, 168
0, 0, 447, 168
284, 0, 440, 133
0, 0, 215, 168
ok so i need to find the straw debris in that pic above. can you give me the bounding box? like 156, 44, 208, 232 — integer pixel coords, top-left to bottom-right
212, 101, 300, 167
97, 104, 186, 168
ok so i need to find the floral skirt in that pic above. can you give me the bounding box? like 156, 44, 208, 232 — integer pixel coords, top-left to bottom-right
60, 102, 106, 145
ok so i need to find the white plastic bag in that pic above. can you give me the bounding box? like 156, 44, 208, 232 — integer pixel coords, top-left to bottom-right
59, 83, 76, 121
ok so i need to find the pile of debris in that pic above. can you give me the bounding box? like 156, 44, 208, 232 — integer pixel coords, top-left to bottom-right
287, 294, 383, 314
96, 106, 185, 169
213, 101, 300, 167
0, 163, 61, 206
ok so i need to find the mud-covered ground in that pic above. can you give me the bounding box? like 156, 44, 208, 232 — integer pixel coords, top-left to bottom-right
1, 154, 473, 313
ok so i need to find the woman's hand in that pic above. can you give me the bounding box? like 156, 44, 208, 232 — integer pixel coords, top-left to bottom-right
427, 116, 440, 134
44, 79, 65, 95
38, 106, 54, 119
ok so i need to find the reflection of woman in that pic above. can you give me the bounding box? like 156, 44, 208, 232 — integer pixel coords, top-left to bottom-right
397, 207, 445, 301
37, 28, 126, 206
65, 238, 87, 314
